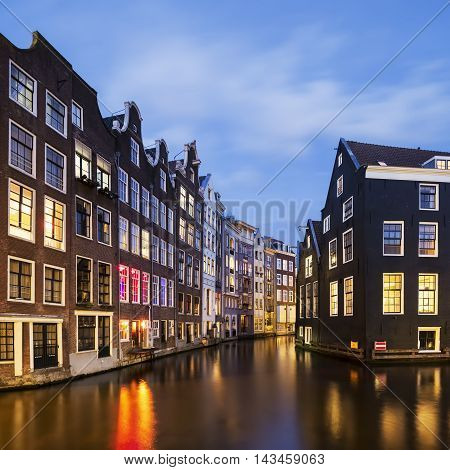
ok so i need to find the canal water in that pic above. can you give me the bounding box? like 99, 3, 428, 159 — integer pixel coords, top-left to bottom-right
0, 336, 448, 449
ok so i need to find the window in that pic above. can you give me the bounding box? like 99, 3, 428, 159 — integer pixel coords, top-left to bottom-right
74, 140, 91, 181
419, 184, 438, 210
168, 209, 174, 234
186, 294, 192, 314
9, 120, 35, 176
418, 328, 440, 352
180, 186, 187, 211
187, 223, 194, 246
131, 268, 140, 304
44, 265, 64, 305
194, 297, 200, 315
9, 180, 34, 242
76, 257, 92, 304
98, 262, 111, 305
283, 274, 288, 286
10, 61, 36, 113
383, 222, 403, 256
196, 202, 202, 224
160, 278, 167, 306
168, 280, 174, 307
160, 240, 167, 266
0, 322, 14, 361
277, 273, 282, 285
72, 101, 83, 129
190, 168, 195, 183
77, 316, 95, 352
130, 137, 139, 166
337, 175, 343, 197
418, 274, 438, 315
188, 194, 195, 218
142, 229, 150, 259
118, 168, 128, 203
337, 153, 343, 166
140, 187, 150, 218
344, 277, 353, 316
119, 265, 129, 302
306, 235, 311, 248
46, 91, 67, 136
168, 244, 174, 269
142, 272, 150, 305
329, 238, 337, 269
178, 292, 184, 314
276, 258, 282, 270
119, 216, 129, 251
194, 259, 200, 288
120, 320, 130, 342
305, 256, 313, 278
46, 144, 66, 191
97, 156, 111, 190
383, 273, 403, 314
343, 229, 353, 263
186, 255, 193, 286
179, 218, 186, 241
419, 223, 438, 257
160, 169, 166, 191
130, 224, 140, 255
195, 230, 201, 251
277, 289, 282, 302
343, 196, 353, 221
323, 215, 330, 233
289, 290, 294, 302
305, 284, 311, 318
435, 159, 450, 170
131, 178, 139, 211
44, 196, 65, 250
8, 257, 34, 302
152, 236, 159, 262
283, 260, 288, 271
97, 207, 111, 245
289, 261, 294, 272
330, 281, 338, 316
76, 197, 92, 238
160, 203, 167, 230
98, 316, 111, 358
313, 281, 318, 317
152, 275, 159, 306
151, 195, 159, 224
152, 320, 160, 338
178, 251, 185, 283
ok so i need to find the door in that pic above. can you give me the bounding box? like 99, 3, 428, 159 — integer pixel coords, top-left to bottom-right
98, 316, 110, 358
161, 320, 167, 343
186, 324, 193, 343
305, 327, 312, 345
33, 323, 58, 369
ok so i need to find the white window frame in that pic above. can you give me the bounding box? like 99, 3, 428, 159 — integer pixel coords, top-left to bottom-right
329, 281, 338, 316
119, 216, 129, 251
7, 255, 35, 303
76, 255, 93, 304
342, 228, 353, 264
9, 60, 37, 116
418, 273, 438, 316
130, 178, 140, 212
417, 327, 441, 353
328, 238, 337, 269
342, 196, 353, 222
119, 265, 129, 303
343, 276, 353, 316
118, 167, 128, 203
323, 215, 330, 234
98, 261, 112, 306
44, 195, 66, 252
337, 153, 343, 167
337, 175, 343, 197
45, 143, 67, 194
97, 205, 112, 247
75, 195, 93, 240
418, 222, 438, 258
130, 137, 139, 166
305, 255, 313, 278
382, 272, 404, 315
383, 221, 404, 257
45, 90, 67, 138
130, 268, 141, 304
43, 264, 65, 306
160, 169, 167, 192
8, 178, 36, 243
419, 183, 439, 211
8, 119, 36, 178
72, 100, 84, 130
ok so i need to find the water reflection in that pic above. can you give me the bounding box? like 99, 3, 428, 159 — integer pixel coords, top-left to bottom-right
0, 337, 448, 449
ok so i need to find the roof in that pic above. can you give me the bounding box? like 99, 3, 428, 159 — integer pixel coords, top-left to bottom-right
346, 140, 450, 168
103, 114, 125, 129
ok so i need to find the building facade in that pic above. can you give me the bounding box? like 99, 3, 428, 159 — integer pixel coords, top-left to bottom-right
296, 138, 450, 361
253, 229, 265, 334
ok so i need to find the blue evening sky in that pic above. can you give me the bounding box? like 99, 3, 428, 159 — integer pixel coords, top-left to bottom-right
2, 1, 450, 243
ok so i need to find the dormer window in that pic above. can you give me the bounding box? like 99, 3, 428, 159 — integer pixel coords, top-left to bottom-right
435, 159, 450, 170
337, 153, 343, 167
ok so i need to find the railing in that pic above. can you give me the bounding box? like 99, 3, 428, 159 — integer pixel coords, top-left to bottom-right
371, 348, 450, 360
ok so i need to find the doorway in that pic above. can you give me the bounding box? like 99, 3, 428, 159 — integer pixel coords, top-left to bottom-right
33, 323, 58, 369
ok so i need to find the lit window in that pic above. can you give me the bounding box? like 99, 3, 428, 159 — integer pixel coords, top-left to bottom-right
419, 184, 438, 210
44, 265, 64, 305
141, 188, 150, 218
75, 140, 91, 180
188, 194, 194, 218
8, 256, 34, 302
344, 277, 353, 316
142, 272, 150, 305
9, 120, 35, 176
46, 145, 66, 192
44, 196, 65, 250
435, 159, 450, 170
419, 223, 438, 257
119, 265, 129, 302
152, 275, 159, 306
160, 278, 167, 306
418, 328, 440, 352
97, 207, 111, 245
313, 281, 318, 317
141, 229, 150, 259
343, 196, 353, 221
187, 223, 194, 246
305, 284, 311, 318
10, 61, 36, 114
305, 255, 313, 278
180, 186, 187, 211
9, 179, 34, 242
119, 320, 130, 342
130, 137, 139, 166
336, 175, 343, 197
131, 223, 140, 255
329, 238, 337, 269
383, 222, 403, 256
179, 218, 186, 241
96, 156, 111, 190
343, 228, 353, 263
46, 91, 67, 136
72, 101, 83, 129
330, 281, 338, 316
118, 168, 128, 203
0, 322, 14, 361
383, 273, 403, 314
131, 268, 140, 304
418, 274, 437, 315
119, 217, 129, 251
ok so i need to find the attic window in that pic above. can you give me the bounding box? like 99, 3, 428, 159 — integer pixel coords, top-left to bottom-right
378, 161, 387, 166
435, 158, 450, 170
131, 124, 137, 133
337, 153, 343, 167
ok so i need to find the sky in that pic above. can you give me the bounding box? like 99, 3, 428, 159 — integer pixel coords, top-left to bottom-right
1, 0, 450, 244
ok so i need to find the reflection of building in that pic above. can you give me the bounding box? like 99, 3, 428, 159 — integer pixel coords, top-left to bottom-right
296, 138, 450, 361
264, 248, 276, 333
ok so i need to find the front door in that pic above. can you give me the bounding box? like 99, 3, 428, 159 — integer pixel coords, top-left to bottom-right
305, 326, 312, 345
33, 323, 58, 369
98, 316, 110, 358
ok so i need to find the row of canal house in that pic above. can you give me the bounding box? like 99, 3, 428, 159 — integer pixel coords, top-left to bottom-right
297, 138, 450, 361
0, 32, 296, 388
